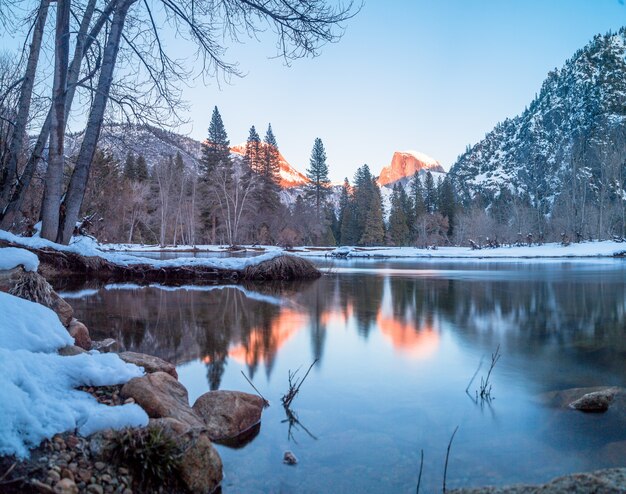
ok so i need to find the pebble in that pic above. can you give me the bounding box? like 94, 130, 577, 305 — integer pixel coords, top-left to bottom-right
48, 469, 61, 482
61, 468, 74, 482
283, 450, 298, 465
52, 478, 79, 494
100, 473, 112, 483
94, 461, 106, 471
86, 484, 104, 494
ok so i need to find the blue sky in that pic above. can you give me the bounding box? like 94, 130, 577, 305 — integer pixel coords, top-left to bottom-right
174, 0, 626, 182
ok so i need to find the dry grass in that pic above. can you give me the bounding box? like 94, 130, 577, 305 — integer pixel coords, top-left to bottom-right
8, 271, 53, 306
243, 255, 321, 281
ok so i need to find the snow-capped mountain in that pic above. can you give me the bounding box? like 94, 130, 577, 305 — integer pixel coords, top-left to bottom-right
67, 124, 309, 189
449, 28, 626, 212
378, 150, 445, 186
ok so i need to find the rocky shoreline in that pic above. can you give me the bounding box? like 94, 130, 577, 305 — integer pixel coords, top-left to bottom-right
0, 265, 265, 494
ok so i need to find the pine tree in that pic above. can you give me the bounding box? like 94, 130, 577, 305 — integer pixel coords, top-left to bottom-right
438, 176, 456, 236
135, 155, 149, 182
262, 123, 280, 185
123, 152, 136, 180
244, 125, 262, 173
424, 171, 436, 213
388, 183, 410, 245
360, 178, 385, 245
411, 172, 426, 217
305, 137, 331, 217
340, 200, 358, 246
200, 106, 231, 177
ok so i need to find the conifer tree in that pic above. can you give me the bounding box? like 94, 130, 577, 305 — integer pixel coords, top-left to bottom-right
388, 183, 410, 245
201, 106, 231, 177
340, 200, 358, 246
360, 178, 385, 245
262, 124, 280, 184
305, 137, 331, 217
337, 177, 351, 244
123, 152, 136, 180
424, 171, 436, 213
135, 155, 149, 182
411, 172, 426, 218
438, 176, 456, 236
244, 125, 262, 173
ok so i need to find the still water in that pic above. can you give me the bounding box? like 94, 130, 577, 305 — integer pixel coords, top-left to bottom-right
61, 259, 626, 492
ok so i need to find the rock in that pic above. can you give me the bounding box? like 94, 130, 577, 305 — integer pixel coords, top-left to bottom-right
449, 467, 626, 493
31, 479, 55, 493
538, 386, 624, 409
378, 150, 445, 186
86, 485, 104, 494
67, 318, 91, 350
177, 432, 223, 494
283, 451, 298, 465
53, 478, 79, 494
148, 417, 223, 494
121, 372, 203, 429
57, 345, 86, 356
192, 390, 265, 441
118, 351, 178, 379
94, 462, 106, 471
91, 338, 118, 353
49, 291, 74, 327
569, 390, 615, 412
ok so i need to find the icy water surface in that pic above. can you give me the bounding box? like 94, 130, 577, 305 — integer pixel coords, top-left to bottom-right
62, 259, 626, 492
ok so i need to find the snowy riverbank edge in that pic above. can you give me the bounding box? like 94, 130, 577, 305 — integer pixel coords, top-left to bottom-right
100, 240, 626, 259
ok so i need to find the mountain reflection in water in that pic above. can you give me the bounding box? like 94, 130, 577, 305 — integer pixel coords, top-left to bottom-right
61, 260, 626, 492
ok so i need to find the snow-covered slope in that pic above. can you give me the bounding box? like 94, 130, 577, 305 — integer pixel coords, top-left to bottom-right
378, 150, 445, 186
449, 28, 626, 212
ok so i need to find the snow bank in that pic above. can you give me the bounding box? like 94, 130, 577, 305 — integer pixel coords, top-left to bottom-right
0, 291, 148, 457
0, 247, 39, 272
0, 229, 283, 270
99, 240, 626, 260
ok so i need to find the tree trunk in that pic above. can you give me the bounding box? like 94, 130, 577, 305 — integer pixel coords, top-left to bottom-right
0, 0, 110, 229
58, 0, 136, 244
40, 0, 71, 241
0, 0, 50, 207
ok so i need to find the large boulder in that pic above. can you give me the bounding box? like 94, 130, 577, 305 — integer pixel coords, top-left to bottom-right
118, 351, 178, 379
148, 418, 223, 494
121, 372, 203, 429
67, 318, 91, 350
192, 390, 265, 441
449, 468, 626, 493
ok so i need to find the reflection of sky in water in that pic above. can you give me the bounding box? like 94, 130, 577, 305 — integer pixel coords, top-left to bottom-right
66, 260, 626, 492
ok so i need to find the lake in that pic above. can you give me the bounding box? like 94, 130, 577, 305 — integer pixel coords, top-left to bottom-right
59, 258, 626, 492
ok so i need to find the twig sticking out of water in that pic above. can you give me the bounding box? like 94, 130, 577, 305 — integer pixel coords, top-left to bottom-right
282, 406, 318, 443
416, 449, 424, 494
477, 345, 501, 402
465, 356, 483, 395
240, 370, 269, 407
281, 359, 318, 409
442, 426, 459, 493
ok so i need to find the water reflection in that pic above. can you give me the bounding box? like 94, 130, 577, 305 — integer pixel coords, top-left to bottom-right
63, 262, 626, 393
62, 261, 626, 491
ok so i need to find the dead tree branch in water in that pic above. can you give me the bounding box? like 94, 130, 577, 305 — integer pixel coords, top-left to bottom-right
442, 426, 459, 493
281, 406, 318, 443
240, 370, 269, 407
281, 359, 318, 409
416, 449, 424, 494
478, 345, 501, 402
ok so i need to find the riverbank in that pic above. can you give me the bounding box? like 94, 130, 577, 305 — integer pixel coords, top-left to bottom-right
0, 247, 266, 493
0, 230, 320, 282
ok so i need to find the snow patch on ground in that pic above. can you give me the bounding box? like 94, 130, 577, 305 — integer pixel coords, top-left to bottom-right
0, 247, 39, 272
0, 291, 148, 457
99, 240, 626, 259
0, 229, 283, 270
